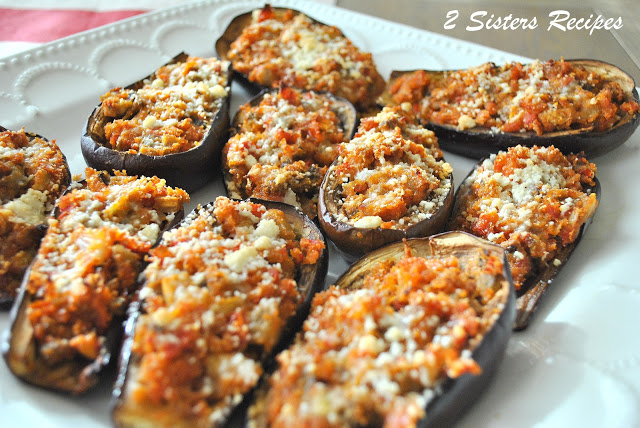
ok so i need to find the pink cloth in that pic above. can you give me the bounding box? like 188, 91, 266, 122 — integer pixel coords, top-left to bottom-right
0, 8, 146, 42
0, 9, 145, 43
0, 1, 335, 58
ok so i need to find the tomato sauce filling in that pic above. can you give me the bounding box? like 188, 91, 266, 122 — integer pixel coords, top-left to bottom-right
25, 168, 188, 365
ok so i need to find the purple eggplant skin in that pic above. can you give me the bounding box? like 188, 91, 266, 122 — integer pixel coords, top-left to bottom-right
321, 231, 516, 428
449, 159, 601, 331
1, 179, 184, 394
318, 163, 454, 262
215, 6, 386, 111
380, 60, 640, 159
222, 88, 358, 207
111, 198, 328, 427
81, 53, 230, 193
0, 126, 71, 309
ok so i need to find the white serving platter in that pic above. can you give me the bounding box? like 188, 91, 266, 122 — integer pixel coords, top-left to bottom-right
1, 0, 639, 427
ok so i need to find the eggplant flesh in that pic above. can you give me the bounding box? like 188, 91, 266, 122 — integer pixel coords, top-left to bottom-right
215, 6, 385, 111
449, 157, 600, 330
81, 53, 230, 193
380, 60, 640, 158
222, 88, 358, 219
248, 232, 515, 428
2, 177, 185, 394
112, 198, 328, 428
0, 126, 71, 307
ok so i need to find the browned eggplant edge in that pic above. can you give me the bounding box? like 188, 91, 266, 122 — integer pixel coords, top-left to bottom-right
380, 60, 640, 159
111, 198, 328, 427
449, 159, 601, 330
0, 126, 71, 308
214, 5, 385, 111
318, 159, 454, 262
1, 177, 184, 394
222, 87, 358, 203
248, 232, 515, 428
80, 53, 231, 193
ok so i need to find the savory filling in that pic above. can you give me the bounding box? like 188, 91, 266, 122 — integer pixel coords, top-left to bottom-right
388, 59, 640, 135
0, 129, 69, 301
226, 5, 384, 109
97, 56, 229, 155
329, 107, 452, 229
122, 197, 324, 425
251, 243, 505, 428
25, 168, 188, 365
448, 145, 598, 290
223, 87, 349, 219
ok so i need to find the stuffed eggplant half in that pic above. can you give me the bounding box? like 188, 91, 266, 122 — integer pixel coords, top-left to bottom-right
81, 53, 230, 192
319, 106, 454, 260
447, 145, 599, 329
0, 127, 70, 307
112, 197, 327, 428
2, 168, 188, 393
248, 231, 515, 428
222, 87, 357, 220
215, 4, 385, 111
380, 59, 640, 158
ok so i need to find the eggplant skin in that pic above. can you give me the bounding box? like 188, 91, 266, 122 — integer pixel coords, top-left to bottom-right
431, 113, 639, 159
381, 60, 640, 159
112, 198, 328, 428
81, 54, 231, 193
